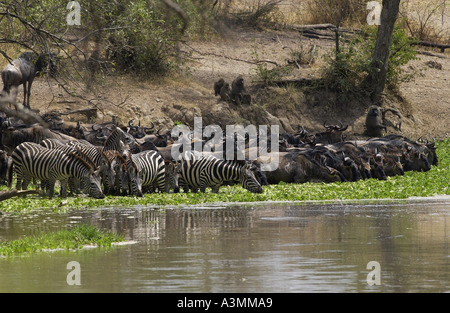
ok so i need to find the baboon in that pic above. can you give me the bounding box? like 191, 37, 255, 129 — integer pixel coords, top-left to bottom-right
365, 105, 387, 137
230, 75, 249, 105
214, 78, 225, 96
219, 82, 231, 101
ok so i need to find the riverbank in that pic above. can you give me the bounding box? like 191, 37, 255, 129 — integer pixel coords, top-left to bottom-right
1, 138, 448, 215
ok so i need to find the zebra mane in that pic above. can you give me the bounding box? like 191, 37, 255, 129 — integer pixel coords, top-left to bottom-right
116, 153, 128, 172
104, 150, 127, 172
69, 151, 93, 172
74, 145, 98, 170
104, 127, 116, 145
127, 153, 138, 172
97, 146, 111, 167
104, 126, 127, 144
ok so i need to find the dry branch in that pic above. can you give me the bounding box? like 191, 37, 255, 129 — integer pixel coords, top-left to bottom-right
0, 190, 40, 202
184, 43, 279, 66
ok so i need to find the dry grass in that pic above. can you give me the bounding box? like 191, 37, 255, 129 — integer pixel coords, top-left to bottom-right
224, 0, 449, 43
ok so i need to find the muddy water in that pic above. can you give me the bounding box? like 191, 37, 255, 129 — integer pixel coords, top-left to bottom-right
0, 198, 449, 293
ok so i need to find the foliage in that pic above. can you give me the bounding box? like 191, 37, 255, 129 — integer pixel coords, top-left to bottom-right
105, 0, 180, 76
0, 0, 218, 78
0, 225, 124, 257
1, 139, 448, 214
321, 23, 418, 95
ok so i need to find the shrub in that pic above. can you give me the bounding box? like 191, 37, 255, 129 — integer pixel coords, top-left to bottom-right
321, 23, 418, 95
105, 1, 181, 77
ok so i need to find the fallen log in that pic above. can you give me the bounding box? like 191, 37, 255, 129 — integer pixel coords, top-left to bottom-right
0, 189, 40, 202
414, 41, 450, 53
417, 50, 449, 59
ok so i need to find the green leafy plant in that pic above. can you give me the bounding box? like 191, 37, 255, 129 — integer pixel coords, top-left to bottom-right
1, 140, 448, 214
0, 225, 124, 257
321, 23, 418, 95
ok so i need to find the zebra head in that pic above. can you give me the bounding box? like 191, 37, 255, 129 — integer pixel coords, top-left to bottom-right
127, 154, 143, 197
88, 169, 105, 199
69, 150, 105, 199
99, 151, 116, 195
239, 161, 263, 194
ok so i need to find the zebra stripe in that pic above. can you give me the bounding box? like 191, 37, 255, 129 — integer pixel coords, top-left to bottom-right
11, 142, 104, 198
126, 150, 165, 196
41, 138, 117, 194
103, 125, 137, 153
178, 153, 263, 193
103, 150, 128, 195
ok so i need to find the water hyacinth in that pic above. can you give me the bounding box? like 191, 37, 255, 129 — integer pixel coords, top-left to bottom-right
0, 139, 448, 214
0, 225, 125, 257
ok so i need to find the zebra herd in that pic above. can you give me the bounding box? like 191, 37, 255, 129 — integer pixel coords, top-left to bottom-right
7, 125, 265, 198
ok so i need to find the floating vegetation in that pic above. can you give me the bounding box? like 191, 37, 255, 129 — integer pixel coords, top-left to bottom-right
0, 225, 125, 257
0, 139, 448, 214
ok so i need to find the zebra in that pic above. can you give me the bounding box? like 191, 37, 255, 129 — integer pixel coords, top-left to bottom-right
103, 125, 138, 154
103, 150, 128, 195
125, 150, 166, 197
10, 142, 104, 199
178, 152, 263, 193
67, 141, 116, 193
40, 138, 115, 195
164, 160, 180, 193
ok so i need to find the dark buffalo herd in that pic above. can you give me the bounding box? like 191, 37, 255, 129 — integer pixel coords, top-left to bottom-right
0, 112, 440, 197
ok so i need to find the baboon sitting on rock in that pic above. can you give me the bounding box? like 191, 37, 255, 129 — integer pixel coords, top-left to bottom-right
213, 76, 251, 105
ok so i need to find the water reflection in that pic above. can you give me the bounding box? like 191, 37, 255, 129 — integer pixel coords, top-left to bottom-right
0, 198, 449, 292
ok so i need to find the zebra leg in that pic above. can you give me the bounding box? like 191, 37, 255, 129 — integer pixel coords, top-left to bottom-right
68, 177, 80, 195
46, 179, 56, 198
15, 172, 23, 190
41, 180, 49, 193
21, 175, 32, 191
60, 179, 68, 198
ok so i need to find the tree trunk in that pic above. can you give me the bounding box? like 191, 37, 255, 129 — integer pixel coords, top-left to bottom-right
365, 0, 401, 105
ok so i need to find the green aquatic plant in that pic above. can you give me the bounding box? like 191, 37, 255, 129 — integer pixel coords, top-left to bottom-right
0, 139, 448, 213
0, 225, 125, 257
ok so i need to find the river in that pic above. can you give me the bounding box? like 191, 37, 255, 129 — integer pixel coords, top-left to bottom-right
0, 197, 449, 293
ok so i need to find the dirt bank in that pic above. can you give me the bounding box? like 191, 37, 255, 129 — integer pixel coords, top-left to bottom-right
20, 24, 450, 140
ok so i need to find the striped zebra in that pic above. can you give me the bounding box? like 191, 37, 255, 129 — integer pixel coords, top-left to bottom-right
103, 125, 138, 153
40, 139, 116, 195
67, 141, 116, 193
103, 150, 128, 195
125, 150, 166, 197
178, 152, 263, 193
10, 142, 104, 199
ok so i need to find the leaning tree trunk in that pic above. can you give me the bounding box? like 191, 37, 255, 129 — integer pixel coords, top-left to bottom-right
365, 0, 401, 105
